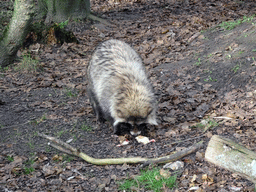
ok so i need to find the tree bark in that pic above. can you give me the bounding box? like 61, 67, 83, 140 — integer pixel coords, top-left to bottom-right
0, 0, 35, 67
41, 0, 91, 24
40, 0, 112, 26
205, 135, 256, 183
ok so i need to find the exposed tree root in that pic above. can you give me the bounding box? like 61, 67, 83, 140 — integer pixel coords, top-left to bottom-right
88, 14, 116, 27
38, 132, 203, 166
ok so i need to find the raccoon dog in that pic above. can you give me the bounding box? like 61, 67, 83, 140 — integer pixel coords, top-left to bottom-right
87, 39, 157, 135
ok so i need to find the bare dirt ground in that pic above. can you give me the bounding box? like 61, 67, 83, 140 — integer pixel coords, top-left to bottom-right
1, 0, 256, 191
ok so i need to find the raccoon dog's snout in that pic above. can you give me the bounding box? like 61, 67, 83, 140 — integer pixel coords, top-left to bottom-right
87, 39, 157, 135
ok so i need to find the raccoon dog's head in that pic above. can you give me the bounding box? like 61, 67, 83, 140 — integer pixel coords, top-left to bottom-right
112, 85, 157, 135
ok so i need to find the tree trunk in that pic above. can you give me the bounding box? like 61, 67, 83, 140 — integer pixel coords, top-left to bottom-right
40, 0, 112, 26
0, 0, 111, 67
40, 0, 91, 24
0, 0, 35, 68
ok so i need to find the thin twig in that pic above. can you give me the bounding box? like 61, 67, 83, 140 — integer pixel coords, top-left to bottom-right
49, 142, 74, 155
167, 134, 206, 146
142, 141, 204, 167
0, 121, 30, 130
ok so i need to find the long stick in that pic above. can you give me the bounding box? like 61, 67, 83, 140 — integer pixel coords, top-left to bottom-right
38, 132, 203, 166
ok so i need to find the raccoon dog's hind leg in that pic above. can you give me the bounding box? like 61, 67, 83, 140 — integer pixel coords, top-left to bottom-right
87, 87, 105, 123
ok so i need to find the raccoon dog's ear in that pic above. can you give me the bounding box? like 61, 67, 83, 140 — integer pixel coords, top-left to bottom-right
147, 107, 158, 125
147, 116, 158, 125
147, 107, 153, 116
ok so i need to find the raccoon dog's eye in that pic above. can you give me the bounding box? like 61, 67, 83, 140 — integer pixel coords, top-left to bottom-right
117, 109, 124, 118
138, 123, 147, 128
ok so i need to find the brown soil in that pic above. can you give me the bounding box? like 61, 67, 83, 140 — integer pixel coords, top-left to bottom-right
1, 0, 256, 191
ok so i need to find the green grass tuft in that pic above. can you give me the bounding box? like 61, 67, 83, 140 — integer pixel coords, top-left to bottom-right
65, 88, 78, 97
194, 58, 201, 66
218, 15, 255, 30
232, 64, 240, 73
81, 123, 92, 132
7, 155, 14, 162
204, 76, 217, 82
192, 119, 219, 132
119, 167, 176, 192
15, 54, 41, 73
23, 167, 35, 175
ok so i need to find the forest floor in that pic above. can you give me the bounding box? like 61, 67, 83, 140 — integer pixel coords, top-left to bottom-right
1, 0, 256, 191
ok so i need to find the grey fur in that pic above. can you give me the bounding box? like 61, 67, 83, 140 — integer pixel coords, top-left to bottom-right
87, 39, 157, 135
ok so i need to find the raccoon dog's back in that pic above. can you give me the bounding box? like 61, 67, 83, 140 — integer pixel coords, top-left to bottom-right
87, 39, 157, 135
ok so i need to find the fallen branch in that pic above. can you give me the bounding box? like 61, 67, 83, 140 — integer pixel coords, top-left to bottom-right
142, 141, 204, 167
205, 135, 256, 183
38, 132, 204, 166
0, 121, 30, 130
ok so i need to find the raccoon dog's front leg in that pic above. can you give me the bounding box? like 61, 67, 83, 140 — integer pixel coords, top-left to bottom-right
87, 88, 105, 123
113, 123, 120, 135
